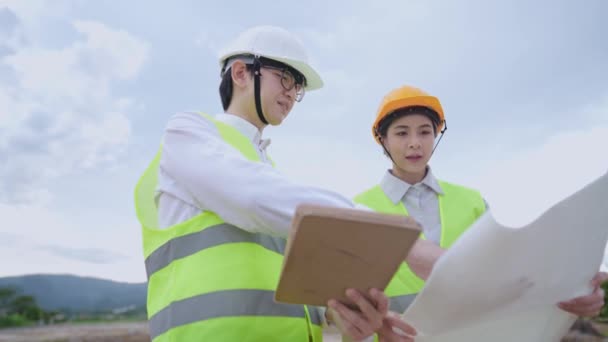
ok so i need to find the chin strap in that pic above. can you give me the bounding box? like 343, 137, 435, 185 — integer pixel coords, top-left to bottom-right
431, 120, 447, 156
252, 57, 268, 125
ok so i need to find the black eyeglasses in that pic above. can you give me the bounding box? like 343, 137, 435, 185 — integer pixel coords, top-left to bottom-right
262, 65, 305, 102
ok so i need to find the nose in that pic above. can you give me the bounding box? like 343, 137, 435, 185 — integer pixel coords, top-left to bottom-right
284, 87, 296, 102
408, 136, 421, 149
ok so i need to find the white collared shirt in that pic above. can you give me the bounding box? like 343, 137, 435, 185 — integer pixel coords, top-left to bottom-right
379, 169, 488, 245
155, 111, 357, 236
379, 169, 445, 244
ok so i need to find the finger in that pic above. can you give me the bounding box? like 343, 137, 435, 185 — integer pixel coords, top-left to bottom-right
559, 300, 605, 317
327, 301, 357, 334
346, 289, 383, 331
329, 299, 371, 338
591, 272, 608, 288
385, 313, 417, 336
378, 322, 416, 342
575, 288, 604, 306
580, 296, 605, 316
585, 302, 605, 317
559, 287, 605, 307
563, 303, 603, 316
378, 330, 414, 342
370, 288, 389, 315
597, 287, 606, 304
575, 304, 603, 317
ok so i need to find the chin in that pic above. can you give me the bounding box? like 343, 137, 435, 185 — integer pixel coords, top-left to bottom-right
271, 113, 289, 125
269, 116, 286, 126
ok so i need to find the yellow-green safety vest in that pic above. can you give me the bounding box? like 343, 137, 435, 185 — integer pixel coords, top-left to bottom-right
135, 113, 323, 341
354, 181, 485, 313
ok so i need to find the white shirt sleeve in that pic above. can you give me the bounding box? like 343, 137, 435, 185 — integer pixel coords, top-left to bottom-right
159, 112, 357, 237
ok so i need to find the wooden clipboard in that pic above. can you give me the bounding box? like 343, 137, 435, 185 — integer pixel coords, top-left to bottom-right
275, 204, 421, 307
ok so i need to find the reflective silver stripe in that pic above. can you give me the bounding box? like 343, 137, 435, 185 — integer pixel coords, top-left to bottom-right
308, 306, 324, 326
145, 223, 286, 277
149, 289, 316, 339
389, 294, 417, 313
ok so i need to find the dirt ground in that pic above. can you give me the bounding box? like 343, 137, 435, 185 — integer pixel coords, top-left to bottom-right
0, 322, 343, 342
0, 322, 150, 342
0, 321, 606, 342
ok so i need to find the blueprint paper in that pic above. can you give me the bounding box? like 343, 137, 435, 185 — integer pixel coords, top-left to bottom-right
402, 172, 608, 341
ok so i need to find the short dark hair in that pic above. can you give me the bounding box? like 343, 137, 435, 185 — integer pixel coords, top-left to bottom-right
219, 64, 253, 111
218, 55, 306, 110
377, 106, 441, 138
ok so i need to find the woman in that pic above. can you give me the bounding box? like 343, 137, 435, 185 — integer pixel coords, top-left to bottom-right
355, 85, 607, 341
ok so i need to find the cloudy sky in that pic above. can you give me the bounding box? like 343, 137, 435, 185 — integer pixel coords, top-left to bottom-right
1, 0, 607, 283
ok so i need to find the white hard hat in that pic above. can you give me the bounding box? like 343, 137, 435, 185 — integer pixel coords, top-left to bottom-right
218, 25, 323, 91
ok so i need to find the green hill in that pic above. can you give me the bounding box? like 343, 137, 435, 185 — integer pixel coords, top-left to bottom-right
0, 274, 146, 313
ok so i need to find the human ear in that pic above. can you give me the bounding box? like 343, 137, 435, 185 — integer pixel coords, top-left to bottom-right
231, 61, 251, 89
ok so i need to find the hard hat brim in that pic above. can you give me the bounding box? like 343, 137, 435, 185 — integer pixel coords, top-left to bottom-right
373, 95, 445, 144
271, 56, 323, 91
219, 53, 324, 91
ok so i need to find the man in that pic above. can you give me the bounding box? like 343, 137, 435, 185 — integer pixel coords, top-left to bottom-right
134, 26, 424, 341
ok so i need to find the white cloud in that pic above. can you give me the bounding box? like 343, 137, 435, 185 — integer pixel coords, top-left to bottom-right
0, 86, 32, 131
75, 110, 131, 168
270, 135, 385, 198
72, 20, 148, 80
0, 11, 149, 204
487, 128, 607, 223
470, 123, 608, 227
581, 93, 608, 124
0, 231, 20, 246
195, 29, 224, 55
39, 245, 126, 264
463, 94, 608, 272
4, 20, 147, 106
0, 0, 72, 35
0, 202, 145, 282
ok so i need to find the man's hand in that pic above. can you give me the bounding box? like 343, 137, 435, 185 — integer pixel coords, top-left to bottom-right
377, 311, 417, 342
558, 272, 608, 317
327, 288, 388, 341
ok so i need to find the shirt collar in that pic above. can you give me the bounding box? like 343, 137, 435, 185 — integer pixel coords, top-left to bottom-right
215, 113, 271, 148
379, 167, 444, 204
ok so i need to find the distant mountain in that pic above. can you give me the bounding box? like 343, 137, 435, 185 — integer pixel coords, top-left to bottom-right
0, 274, 146, 313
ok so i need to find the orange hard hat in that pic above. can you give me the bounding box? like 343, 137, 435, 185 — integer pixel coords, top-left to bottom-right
372, 85, 445, 144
